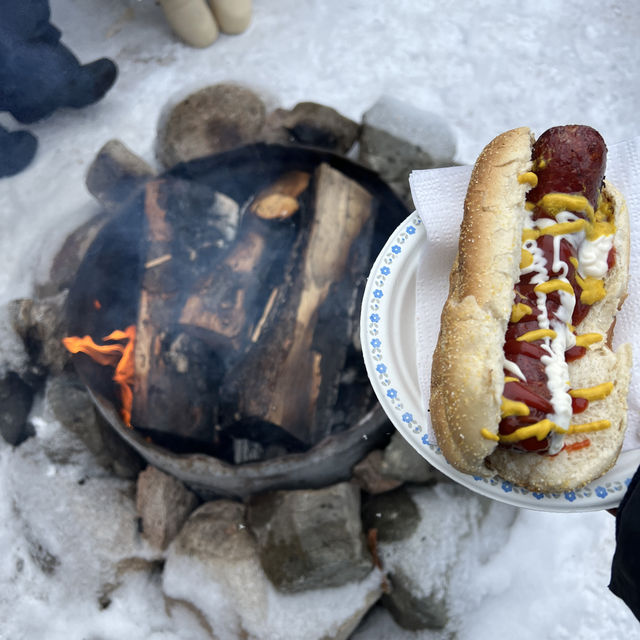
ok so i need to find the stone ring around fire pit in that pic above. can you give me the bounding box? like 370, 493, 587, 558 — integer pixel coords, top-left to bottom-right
65, 143, 409, 499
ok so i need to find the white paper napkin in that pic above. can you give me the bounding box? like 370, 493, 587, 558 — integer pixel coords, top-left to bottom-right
409, 136, 640, 452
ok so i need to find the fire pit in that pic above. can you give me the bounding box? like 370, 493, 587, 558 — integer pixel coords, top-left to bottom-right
64, 143, 409, 498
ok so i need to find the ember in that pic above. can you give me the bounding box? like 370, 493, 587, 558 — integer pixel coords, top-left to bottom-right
62, 326, 136, 426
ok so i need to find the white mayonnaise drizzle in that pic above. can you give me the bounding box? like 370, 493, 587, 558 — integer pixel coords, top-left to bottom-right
505, 204, 613, 452
504, 359, 527, 381
579, 234, 614, 278
510, 210, 572, 451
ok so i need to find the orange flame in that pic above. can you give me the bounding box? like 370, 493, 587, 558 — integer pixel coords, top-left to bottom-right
62, 326, 136, 427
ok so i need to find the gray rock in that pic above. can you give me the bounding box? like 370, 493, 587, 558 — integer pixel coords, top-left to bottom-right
170, 500, 252, 559
361, 487, 420, 543
156, 84, 267, 167
8, 291, 70, 376
352, 449, 403, 495
248, 482, 373, 593
382, 568, 448, 630
380, 431, 445, 485
36, 211, 111, 298
45, 372, 145, 478
0, 372, 35, 446
85, 139, 155, 213
261, 102, 360, 155
359, 96, 457, 207
136, 465, 199, 550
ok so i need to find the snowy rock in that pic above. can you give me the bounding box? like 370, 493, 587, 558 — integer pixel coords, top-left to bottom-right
156, 84, 267, 167
352, 448, 403, 495
361, 487, 420, 543
380, 431, 446, 485
248, 482, 373, 593
163, 499, 384, 640
359, 96, 457, 207
261, 102, 360, 155
3, 430, 159, 614
0, 371, 35, 446
45, 372, 144, 479
384, 566, 448, 630
376, 483, 511, 632
85, 139, 155, 213
8, 291, 70, 377
136, 465, 199, 550
163, 499, 268, 639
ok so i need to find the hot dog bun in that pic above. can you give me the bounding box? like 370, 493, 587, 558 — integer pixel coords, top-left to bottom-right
429, 127, 631, 492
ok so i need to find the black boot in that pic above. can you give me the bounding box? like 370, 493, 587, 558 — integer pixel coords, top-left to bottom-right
0, 125, 38, 178
64, 58, 118, 110
0, 0, 117, 124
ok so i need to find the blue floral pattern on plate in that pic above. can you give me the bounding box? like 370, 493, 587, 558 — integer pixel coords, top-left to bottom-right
367, 216, 424, 436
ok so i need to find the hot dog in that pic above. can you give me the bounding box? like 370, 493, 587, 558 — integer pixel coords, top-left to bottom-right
430, 125, 631, 492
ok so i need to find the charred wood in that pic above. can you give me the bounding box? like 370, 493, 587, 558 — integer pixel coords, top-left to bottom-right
132, 180, 231, 440
225, 163, 374, 445
178, 171, 311, 362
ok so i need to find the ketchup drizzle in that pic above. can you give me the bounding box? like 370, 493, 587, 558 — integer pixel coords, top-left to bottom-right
499, 203, 607, 452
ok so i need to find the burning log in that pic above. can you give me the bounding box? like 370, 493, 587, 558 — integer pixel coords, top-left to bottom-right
131, 180, 228, 442
178, 170, 311, 361
249, 170, 310, 220
225, 163, 374, 445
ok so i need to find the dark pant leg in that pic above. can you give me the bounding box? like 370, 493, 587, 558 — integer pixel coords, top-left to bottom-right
610, 466, 640, 620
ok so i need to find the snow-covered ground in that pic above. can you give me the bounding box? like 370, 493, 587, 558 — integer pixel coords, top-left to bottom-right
1, 0, 640, 638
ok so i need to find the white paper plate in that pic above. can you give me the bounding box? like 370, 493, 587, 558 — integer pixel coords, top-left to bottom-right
361, 212, 640, 512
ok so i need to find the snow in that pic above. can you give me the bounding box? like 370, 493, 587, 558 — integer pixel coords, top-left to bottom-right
163, 550, 382, 640
1, 0, 640, 638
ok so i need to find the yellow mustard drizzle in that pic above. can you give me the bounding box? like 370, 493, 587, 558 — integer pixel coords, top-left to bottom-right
587, 194, 616, 240
525, 202, 536, 211
520, 249, 533, 269
504, 376, 519, 383
534, 279, 574, 295
567, 420, 611, 434
498, 419, 561, 443
575, 273, 606, 305
481, 418, 612, 444
588, 221, 615, 241
516, 328, 557, 342
501, 397, 530, 418
569, 382, 614, 402
518, 172, 539, 187
480, 428, 500, 442
522, 228, 540, 241
574, 333, 603, 347
537, 193, 594, 219
535, 192, 615, 241
511, 302, 532, 323
570, 249, 606, 305
538, 219, 587, 236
